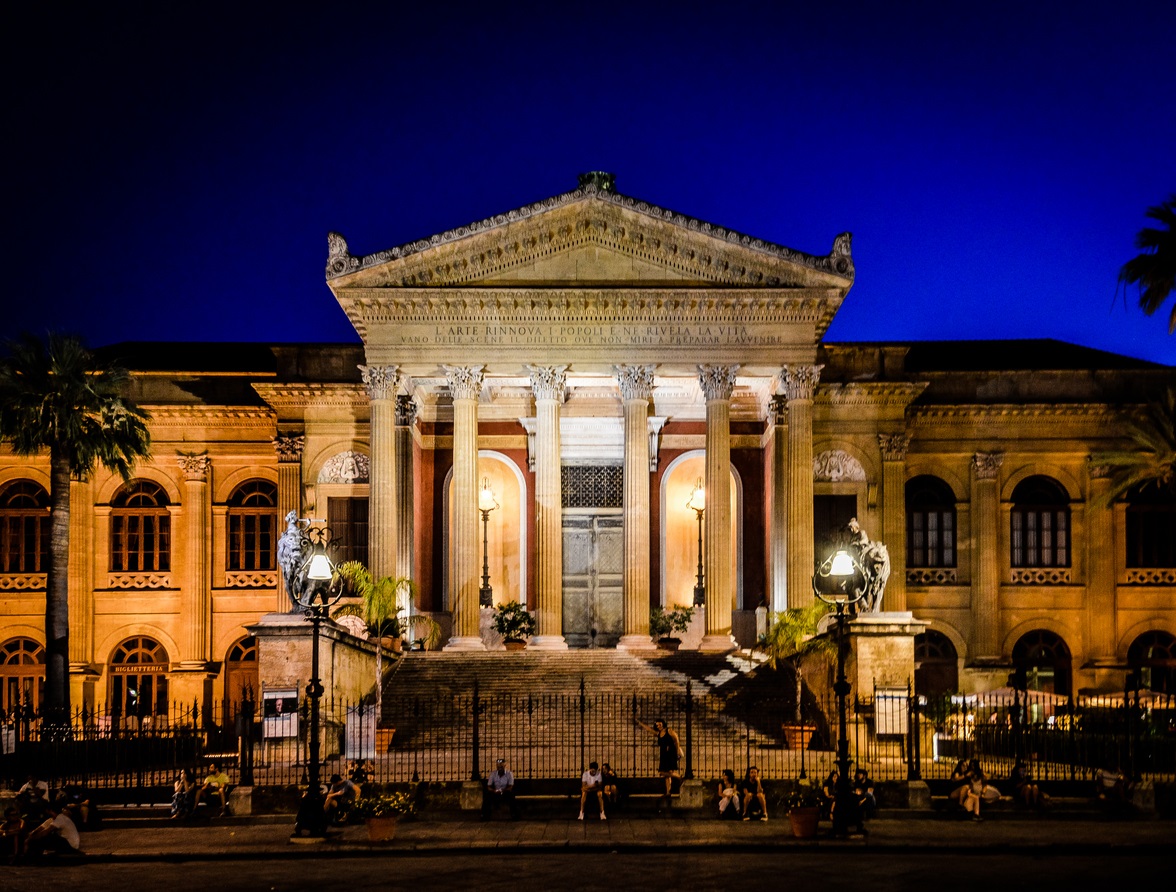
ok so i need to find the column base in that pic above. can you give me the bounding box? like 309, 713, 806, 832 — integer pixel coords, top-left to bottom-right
698, 634, 737, 653
442, 636, 488, 652
527, 635, 569, 651
616, 635, 657, 652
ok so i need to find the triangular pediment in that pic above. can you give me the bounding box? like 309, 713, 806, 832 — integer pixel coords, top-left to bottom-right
326, 179, 854, 291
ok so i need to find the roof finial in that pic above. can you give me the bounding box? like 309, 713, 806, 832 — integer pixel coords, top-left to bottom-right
578, 171, 616, 193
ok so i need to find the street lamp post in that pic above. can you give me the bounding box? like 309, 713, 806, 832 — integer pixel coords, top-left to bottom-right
687, 477, 706, 606
813, 549, 870, 838
478, 477, 499, 607
291, 524, 344, 841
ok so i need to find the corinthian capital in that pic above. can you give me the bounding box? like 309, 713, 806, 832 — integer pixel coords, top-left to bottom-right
395, 394, 417, 426
272, 432, 305, 463
877, 433, 911, 461
615, 364, 656, 401
972, 452, 1003, 480
176, 451, 211, 482
527, 365, 568, 402
698, 365, 739, 402
444, 365, 485, 401
359, 364, 400, 401
779, 364, 823, 402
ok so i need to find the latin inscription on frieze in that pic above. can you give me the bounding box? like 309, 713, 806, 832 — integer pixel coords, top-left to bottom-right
398, 322, 788, 348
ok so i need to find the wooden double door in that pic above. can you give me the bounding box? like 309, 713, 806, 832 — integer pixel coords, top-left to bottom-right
562, 512, 623, 648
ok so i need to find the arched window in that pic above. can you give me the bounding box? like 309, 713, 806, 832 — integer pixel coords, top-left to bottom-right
914, 629, 958, 699
109, 636, 169, 719
1010, 476, 1070, 568
1127, 630, 1176, 694
1011, 629, 1072, 697
227, 481, 277, 571
0, 481, 50, 574
906, 476, 956, 568
1125, 486, 1176, 569
0, 637, 45, 714
225, 636, 259, 706
110, 481, 171, 573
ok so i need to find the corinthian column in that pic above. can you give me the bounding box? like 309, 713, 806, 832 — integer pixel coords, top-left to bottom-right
443, 366, 487, 650
781, 365, 821, 610
616, 365, 657, 651
395, 395, 417, 582
769, 397, 788, 613
528, 365, 569, 650
177, 452, 212, 667
272, 432, 305, 612
878, 433, 911, 612
361, 365, 400, 581
699, 364, 738, 652
970, 452, 1003, 661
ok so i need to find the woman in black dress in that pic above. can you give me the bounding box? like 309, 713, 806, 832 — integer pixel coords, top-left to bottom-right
637, 717, 683, 807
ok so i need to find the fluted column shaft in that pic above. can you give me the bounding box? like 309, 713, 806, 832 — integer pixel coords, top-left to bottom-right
1086, 466, 1116, 663
782, 365, 821, 610
878, 434, 911, 612
272, 432, 305, 612
178, 452, 212, 665
528, 365, 568, 650
970, 452, 1003, 661
361, 365, 399, 581
616, 365, 656, 650
395, 395, 416, 583
443, 366, 486, 650
67, 478, 94, 668
769, 398, 788, 613
699, 365, 738, 652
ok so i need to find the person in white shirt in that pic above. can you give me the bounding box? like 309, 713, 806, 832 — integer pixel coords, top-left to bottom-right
579, 761, 606, 820
482, 758, 519, 820
23, 804, 81, 857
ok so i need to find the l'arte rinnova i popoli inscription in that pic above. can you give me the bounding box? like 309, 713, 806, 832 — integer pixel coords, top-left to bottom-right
400, 322, 789, 348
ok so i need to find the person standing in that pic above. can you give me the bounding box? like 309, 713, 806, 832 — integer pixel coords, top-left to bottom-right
637, 718, 682, 810
579, 761, 606, 820
482, 758, 519, 821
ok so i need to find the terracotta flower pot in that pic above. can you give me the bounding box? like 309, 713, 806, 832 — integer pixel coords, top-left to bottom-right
787, 806, 820, 838
365, 815, 399, 841
782, 724, 816, 750
503, 639, 527, 652
656, 637, 682, 652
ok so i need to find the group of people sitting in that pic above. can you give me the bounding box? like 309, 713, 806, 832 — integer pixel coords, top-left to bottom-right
2, 773, 95, 862
169, 761, 233, 820
716, 766, 771, 821
817, 768, 877, 833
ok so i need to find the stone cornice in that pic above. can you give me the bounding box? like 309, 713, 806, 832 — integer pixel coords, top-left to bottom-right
326, 184, 853, 286
911, 404, 1118, 424
815, 382, 928, 408
140, 406, 275, 427
252, 383, 369, 414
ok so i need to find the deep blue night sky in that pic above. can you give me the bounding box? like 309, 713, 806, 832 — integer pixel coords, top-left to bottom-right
4, 1, 1174, 364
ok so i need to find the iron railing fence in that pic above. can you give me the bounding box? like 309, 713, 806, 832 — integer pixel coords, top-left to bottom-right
3, 683, 1173, 798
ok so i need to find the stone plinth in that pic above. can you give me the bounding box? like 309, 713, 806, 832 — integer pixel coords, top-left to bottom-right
247, 612, 381, 704
846, 612, 928, 693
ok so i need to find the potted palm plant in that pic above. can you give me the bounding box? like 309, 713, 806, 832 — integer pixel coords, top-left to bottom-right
758, 604, 834, 749
351, 789, 416, 841
650, 605, 694, 650
492, 600, 536, 650
333, 561, 415, 716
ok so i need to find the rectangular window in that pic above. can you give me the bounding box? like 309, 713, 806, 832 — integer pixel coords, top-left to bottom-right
328, 497, 369, 567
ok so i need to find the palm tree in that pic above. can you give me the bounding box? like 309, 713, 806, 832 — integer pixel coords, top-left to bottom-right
1090, 387, 1176, 506
758, 604, 835, 725
0, 334, 151, 729
1118, 195, 1176, 333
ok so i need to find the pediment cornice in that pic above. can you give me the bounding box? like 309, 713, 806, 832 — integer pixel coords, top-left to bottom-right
815, 382, 929, 409
326, 182, 854, 290
252, 383, 369, 414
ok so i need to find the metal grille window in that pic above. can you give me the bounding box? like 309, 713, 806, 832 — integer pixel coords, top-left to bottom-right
906, 475, 956, 568
1010, 476, 1070, 568
0, 480, 49, 574
561, 466, 623, 509
227, 480, 277, 571
110, 481, 171, 573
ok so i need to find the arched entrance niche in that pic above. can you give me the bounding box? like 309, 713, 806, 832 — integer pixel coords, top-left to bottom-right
442, 452, 526, 609
1127, 630, 1176, 694
914, 629, 959, 698
108, 636, 170, 727
660, 451, 741, 609
1011, 629, 1072, 698
224, 635, 259, 706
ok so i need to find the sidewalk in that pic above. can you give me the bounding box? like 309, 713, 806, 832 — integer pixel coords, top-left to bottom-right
63, 809, 1176, 862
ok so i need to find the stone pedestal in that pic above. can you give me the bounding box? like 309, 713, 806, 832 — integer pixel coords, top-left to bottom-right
846, 612, 928, 692
247, 612, 380, 704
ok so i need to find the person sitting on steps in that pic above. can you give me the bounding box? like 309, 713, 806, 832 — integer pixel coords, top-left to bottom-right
740, 766, 768, 822
579, 761, 606, 821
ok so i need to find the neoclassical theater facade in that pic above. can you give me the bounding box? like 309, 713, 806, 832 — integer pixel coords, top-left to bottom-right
2, 173, 1174, 714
